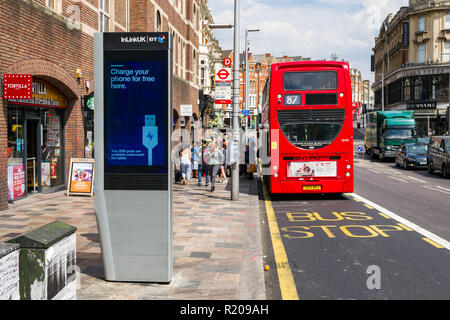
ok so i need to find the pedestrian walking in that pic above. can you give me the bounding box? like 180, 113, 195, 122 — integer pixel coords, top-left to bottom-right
206, 141, 224, 193
198, 140, 210, 186
219, 141, 228, 184
191, 141, 200, 178
180, 145, 192, 185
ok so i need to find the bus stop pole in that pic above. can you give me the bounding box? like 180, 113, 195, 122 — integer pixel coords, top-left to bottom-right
231, 0, 240, 201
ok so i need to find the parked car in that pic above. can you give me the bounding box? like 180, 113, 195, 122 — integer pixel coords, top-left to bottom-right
418, 137, 430, 145
395, 143, 428, 170
427, 136, 450, 178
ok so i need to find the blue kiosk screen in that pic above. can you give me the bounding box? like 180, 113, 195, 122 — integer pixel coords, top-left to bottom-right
105, 59, 168, 173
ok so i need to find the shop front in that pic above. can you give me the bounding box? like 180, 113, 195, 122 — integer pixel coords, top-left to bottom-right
7, 78, 67, 201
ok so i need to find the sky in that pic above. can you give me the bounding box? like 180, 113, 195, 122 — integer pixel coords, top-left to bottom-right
208, 0, 409, 82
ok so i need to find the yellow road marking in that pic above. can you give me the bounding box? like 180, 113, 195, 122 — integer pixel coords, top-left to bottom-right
377, 212, 392, 219
262, 183, 299, 300
353, 197, 361, 202
364, 204, 374, 210
422, 238, 444, 249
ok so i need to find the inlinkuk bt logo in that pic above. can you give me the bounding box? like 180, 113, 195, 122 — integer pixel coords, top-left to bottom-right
157, 35, 166, 44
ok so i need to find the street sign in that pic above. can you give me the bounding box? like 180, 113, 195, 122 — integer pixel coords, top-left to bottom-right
223, 57, 232, 67
358, 146, 363, 153
180, 104, 193, 117
3, 74, 32, 99
215, 66, 232, 82
215, 82, 232, 104
241, 110, 251, 116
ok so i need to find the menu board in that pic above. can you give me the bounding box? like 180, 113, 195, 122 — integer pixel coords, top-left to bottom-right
67, 158, 95, 197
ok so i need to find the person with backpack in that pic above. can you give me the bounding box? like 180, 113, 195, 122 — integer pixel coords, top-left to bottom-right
198, 140, 210, 186
206, 141, 225, 193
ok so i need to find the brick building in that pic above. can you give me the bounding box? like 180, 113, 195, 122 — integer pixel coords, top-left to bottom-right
129, 0, 202, 141
0, 0, 128, 210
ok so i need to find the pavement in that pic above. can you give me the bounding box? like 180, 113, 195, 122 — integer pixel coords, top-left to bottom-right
0, 176, 265, 300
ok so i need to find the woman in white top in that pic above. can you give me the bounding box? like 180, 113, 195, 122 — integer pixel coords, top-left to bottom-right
180, 145, 192, 185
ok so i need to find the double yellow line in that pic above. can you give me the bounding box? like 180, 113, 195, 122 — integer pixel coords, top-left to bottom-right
262, 183, 300, 300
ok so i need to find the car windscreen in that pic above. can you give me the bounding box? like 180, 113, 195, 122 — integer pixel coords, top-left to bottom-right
407, 144, 428, 154
386, 128, 415, 139
283, 71, 338, 91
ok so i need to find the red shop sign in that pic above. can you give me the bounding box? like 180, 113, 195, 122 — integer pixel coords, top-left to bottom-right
3, 74, 33, 99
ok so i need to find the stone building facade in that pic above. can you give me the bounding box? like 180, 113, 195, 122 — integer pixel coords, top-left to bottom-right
373, 0, 450, 136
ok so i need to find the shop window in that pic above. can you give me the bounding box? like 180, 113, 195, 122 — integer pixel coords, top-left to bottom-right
41, 110, 64, 189
403, 78, 411, 102
414, 77, 423, 101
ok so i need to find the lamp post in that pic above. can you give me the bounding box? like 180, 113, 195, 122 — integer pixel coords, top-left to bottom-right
244, 28, 260, 143
209, 0, 241, 200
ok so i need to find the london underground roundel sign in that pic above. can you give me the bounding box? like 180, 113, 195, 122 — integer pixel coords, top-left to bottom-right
223, 58, 232, 67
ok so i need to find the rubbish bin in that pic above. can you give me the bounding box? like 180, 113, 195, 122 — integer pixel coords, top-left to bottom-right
6, 221, 77, 300
0, 243, 20, 300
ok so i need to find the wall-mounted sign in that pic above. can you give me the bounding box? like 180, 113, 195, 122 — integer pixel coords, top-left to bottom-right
180, 104, 193, 117
7, 78, 67, 109
67, 158, 95, 197
407, 101, 437, 110
7, 164, 25, 201
402, 22, 410, 47
3, 74, 32, 99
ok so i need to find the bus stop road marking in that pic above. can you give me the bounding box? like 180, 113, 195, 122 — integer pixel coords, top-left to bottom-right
422, 238, 445, 249
351, 193, 450, 251
263, 183, 300, 300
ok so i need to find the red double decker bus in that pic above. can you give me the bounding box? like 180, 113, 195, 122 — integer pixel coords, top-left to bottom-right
261, 61, 354, 194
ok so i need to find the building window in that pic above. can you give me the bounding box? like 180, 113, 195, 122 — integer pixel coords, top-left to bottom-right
156, 10, 162, 31
46, 0, 55, 9
403, 78, 411, 102
418, 16, 425, 32
446, 13, 450, 29
99, 0, 110, 32
414, 77, 423, 101
417, 43, 426, 63
444, 42, 450, 62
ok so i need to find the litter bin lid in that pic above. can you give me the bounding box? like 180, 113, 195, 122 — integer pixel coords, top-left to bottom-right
0, 243, 19, 259
6, 221, 76, 249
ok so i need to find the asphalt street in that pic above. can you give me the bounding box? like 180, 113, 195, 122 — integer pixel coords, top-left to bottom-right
261, 129, 450, 300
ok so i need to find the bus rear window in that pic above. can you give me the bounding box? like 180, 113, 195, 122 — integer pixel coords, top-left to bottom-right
283, 71, 338, 91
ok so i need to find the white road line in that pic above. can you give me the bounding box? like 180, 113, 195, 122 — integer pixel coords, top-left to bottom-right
373, 163, 385, 168
351, 193, 450, 251
436, 186, 450, 192
367, 169, 380, 174
389, 176, 409, 183
407, 176, 427, 183
423, 185, 450, 195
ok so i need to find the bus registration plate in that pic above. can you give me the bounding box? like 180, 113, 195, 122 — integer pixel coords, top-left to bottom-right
303, 185, 322, 191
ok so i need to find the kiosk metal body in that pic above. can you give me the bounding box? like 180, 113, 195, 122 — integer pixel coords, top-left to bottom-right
94, 33, 172, 282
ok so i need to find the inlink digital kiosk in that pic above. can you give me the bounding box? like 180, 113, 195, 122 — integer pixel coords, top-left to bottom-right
94, 32, 172, 282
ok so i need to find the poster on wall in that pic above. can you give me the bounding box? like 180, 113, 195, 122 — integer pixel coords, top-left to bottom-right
47, 115, 60, 147
0, 249, 20, 300
67, 158, 95, 197
287, 161, 337, 178
46, 233, 77, 300
7, 164, 25, 201
41, 162, 51, 187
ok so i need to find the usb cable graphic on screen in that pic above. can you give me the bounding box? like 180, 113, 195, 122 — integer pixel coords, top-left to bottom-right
142, 115, 158, 166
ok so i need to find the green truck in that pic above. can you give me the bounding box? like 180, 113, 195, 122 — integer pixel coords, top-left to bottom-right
364, 111, 418, 160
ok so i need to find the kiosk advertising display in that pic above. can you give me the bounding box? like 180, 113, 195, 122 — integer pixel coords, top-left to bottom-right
94, 33, 172, 283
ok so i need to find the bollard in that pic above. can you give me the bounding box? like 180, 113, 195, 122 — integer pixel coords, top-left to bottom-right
0, 243, 20, 300
6, 221, 77, 300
